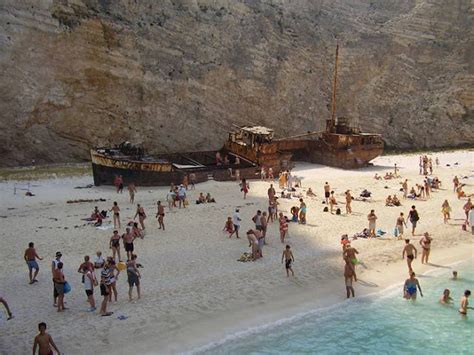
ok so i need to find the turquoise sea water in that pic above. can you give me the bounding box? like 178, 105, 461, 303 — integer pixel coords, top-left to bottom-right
201, 262, 474, 354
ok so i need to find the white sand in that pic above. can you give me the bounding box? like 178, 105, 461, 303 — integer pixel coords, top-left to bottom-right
0, 150, 473, 354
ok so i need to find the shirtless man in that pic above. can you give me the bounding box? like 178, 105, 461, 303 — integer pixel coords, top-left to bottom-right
52, 262, 66, 312
396, 212, 407, 239
156, 201, 165, 230
324, 182, 331, 204
403, 272, 423, 301
402, 239, 417, 273
128, 182, 137, 203
459, 290, 472, 317
267, 184, 276, 201
33, 322, 60, 355
110, 201, 121, 229
123, 227, 136, 261
345, 190, 352, 214
281, 245, 295, 277
344, 257, 356, 298
24, 242, 43, 284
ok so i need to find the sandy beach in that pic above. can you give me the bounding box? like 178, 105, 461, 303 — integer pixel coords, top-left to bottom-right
0, 150, 473, 354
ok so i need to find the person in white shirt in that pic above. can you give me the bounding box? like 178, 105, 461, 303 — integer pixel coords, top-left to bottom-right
94, 251, 105, 269
232, 209, 242, 239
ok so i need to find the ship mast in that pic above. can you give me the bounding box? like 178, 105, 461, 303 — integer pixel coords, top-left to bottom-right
327, 43, 339, 132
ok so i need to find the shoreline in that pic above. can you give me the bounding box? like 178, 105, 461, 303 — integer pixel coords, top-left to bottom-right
143, 243, 474, 354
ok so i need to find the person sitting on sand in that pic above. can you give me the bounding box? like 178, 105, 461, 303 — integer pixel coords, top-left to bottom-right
385, 195, 393, 206
439, 289, 453, 305
223, 217, 234, 237
206, 193, 216, 203
306, 188, 316, 197
408, 187, 417, 199
94, 251, 105, 269
384, 172, 394, 180
403, 272, 423, 301
392, 195, 401, 206
374, 173, 382, 180
132, 222, 144, 240
33, 322, 61, 355
196, 192, 206, 204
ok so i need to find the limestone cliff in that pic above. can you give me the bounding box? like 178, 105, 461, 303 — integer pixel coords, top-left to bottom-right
0, 0, 472, 166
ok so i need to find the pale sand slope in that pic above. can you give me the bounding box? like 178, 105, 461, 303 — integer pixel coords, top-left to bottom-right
0, 150, 473, 354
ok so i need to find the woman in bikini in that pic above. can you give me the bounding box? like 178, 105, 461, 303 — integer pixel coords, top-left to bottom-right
279, 212, 288, 243
109, 230, 122, 262
134, 204, 146, 230
419, 232, 432, 264
441, 200, 451, 224
110, 201, 121, 229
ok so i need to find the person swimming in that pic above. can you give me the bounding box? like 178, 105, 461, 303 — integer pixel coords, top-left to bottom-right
439, 289, 453, 304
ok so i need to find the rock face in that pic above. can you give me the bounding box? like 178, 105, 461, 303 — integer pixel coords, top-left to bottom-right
0, 0, 472, 166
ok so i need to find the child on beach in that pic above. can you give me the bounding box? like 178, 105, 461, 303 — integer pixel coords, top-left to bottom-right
282, 245, 295, 277
223, 217, 234, 237
33, 322, 61, 355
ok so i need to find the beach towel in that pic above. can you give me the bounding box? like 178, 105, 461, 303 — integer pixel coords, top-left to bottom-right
96, 224, 113, 231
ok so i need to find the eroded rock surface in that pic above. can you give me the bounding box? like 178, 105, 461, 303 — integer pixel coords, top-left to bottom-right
0, 0, 472, 166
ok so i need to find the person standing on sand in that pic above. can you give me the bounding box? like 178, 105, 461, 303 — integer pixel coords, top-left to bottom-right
99, 261, 113, 317
109, 230, 122, 262
344, 257, 356, 298
177, 185, 187, 208
453, 176, 459, 193
123, 227, 136, 261
134, 204, 147, 230
279, 212, 289, 243
468, 206, 474, 235
189, 173, 196, 190
419, 232, 432, 264
110, 201, 121, 229
441, 200, 451, 223
463, 198, 472, 220
282, 245, 295, 277
51, 252, 62, 307
402, 179, 408, 199
127, 254, 141, 301
241, 178, 249, 199
299, 198, 307, 224
324, 182, 331, 204
24, 242, 43, 284
261, 211, 268, 244
33, 322, 61, 355
403, 272, 423, 301
329, 192, 337, 214
459, 290, 471, 317
345, 190, 352, 214
83, 265, 96, 312
231, 209, 241, 239
396, 212, 407, 239
407, 205, 420, 236
367, 209, 377, 237
268, 184, 276, 201
128, 182, 137, 203
156, 201, 165, 230
402, 239, 417, 273
52, 262, 66, 312
166, 188, 175, 210
252, 210, 263, 232
0, 296, 13, 320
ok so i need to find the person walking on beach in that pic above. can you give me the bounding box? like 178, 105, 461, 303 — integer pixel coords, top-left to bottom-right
127, 254, 141, 301
344, 257, 356, 298
128, 182, 137, 204
402, 239, 417, 273
441, 200, 451, 223
282, 245, 295, 277
396, 212, 407, 239
459, 290, 471, 317
33, 322, 61, 355
324, 182, 331, 204
110, 201, 121, 229
367, 209, 377, 237
453, 176, 459, 192
419, 232, 432, 264
52, 262, 66, 312
109, 230, 122, 262
408, 205, 419, 236
0, 296, 13, 320
156, 201, 165, 230
166, 188, 176, 210
123, 227, 135, 262
279, 212, 288, 243
134, 204, 147, 230
403, 272, 423, 301
24, 242, 43, 284
345, 190, 352, 214
178, 184, 187, 208
51, 252, 62, 307
232, 209, 241, 238
83, 265, 96, 311
402, 179, 408, 199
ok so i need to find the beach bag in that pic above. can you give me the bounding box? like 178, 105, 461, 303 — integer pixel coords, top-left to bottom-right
323, 207, 329, 212
336, 208, 341, 215
63, 281, 72, 294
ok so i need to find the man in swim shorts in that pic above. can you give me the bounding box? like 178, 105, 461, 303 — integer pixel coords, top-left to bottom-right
324, 182, 330, 204
122, 227, 135, 261
33, 322, 61, 355
403, 272, 423, 301
24, 242, 43, 284
281, 245, 295, 277
402, 239, 417, 273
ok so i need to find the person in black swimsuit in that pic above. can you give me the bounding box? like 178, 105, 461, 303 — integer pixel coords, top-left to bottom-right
109, 230, 121, 262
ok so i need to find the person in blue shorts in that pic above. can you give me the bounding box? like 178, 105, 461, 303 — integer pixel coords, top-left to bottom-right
24, 242, 43, 284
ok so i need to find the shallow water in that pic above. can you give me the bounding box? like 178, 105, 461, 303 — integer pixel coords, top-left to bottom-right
202, 262, 474, 354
